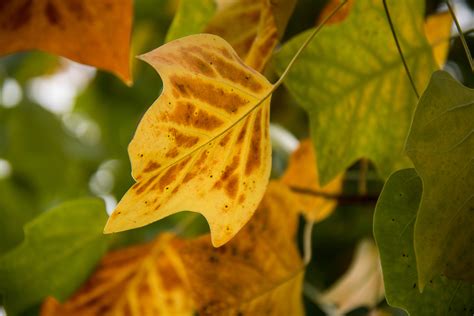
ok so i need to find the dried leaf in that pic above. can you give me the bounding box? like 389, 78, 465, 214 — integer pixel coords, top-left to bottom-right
104, 34, 273, 247
45, 182, 304, 316
281, 139, 343, 222
205, 0, 296, 72
176, 181, 304, 315
0, 0, 132, 83
424, 11, 452, 67
318, 239, 385, 315
40, 234, 194, 316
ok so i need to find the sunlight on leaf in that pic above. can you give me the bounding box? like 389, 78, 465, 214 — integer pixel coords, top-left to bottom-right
0, 0, 132, 83
374, 169, 473, 315
104, 34, 273, 247
281, 139, 343, 222
405, 71, 474, 288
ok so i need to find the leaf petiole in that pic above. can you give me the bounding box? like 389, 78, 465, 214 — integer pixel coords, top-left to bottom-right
446, 0, 474, 72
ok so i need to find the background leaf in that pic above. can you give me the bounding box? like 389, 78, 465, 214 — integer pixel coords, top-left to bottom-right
273, 0, 439, 184
405, 70, 474, 287
0, 198, 109, 315
374, 169, 473, 315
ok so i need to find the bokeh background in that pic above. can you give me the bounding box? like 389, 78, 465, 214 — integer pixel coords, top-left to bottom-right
0, 0, 473, 315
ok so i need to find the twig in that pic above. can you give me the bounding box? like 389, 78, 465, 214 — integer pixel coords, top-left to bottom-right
382, 0, 419, 98
303, 220, 315, 265
289, 186, 379, 205
446, 0, 474, 72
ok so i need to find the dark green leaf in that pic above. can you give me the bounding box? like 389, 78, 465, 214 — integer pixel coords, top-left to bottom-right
405, 70, 474, 287
374, 169, 473, 315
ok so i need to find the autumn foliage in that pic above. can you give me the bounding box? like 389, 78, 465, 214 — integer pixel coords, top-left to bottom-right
0, 0, 473, 315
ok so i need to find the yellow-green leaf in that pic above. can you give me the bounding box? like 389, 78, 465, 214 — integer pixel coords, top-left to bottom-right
273, 0, 440, 184
104, 34, 273, 247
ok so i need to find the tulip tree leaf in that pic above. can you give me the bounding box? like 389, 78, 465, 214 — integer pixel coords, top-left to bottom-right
0, 198, 109, 315
405, 70, 474, 287
104, 34, 273, 247
273, 0, 438, 184
374, 169, 473, 315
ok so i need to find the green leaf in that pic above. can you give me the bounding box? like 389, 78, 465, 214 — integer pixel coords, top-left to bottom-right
405, 70, 474, 287
0, 178, 38, 255
165, 0, 216, 43
2, 102, 99, 207
273, 0, 437, 184
0, 198, 109, 315
374, 169, 473, 315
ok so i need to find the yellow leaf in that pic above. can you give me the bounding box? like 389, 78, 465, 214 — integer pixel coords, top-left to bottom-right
205, 0, 296, 72
281, 139, 344, 222
176, 181, 304, 315
104, 34, 273, 247
0, 0, 132, 84
424, 11, 452, 67
44, 182, 303, 315
318, 239, 385, 315
40, 234, 193, 316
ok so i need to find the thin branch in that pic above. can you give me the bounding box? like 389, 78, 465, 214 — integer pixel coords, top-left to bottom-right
289, 186, 379, 205
303, 220, 315, 265
382, 0, 419, 98
446, 0, 474, 72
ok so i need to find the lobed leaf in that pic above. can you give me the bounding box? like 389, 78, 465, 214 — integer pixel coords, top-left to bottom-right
104, 34, 273, 247
0, 198, 109, 315
405, 71, 474, 288
0, 0, 132, 83
40, 234, 194, 316
43, 181, 304, 315
273, 0, 440, 184
374, 169, 473, 315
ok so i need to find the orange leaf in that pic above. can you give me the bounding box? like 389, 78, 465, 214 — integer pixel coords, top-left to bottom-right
0, 0, 132, 84
206, 0, 296, 72
43, 182, 304, 316
281, 139, 344, 222
40, 234, 193, 316
104, 34, 273, 247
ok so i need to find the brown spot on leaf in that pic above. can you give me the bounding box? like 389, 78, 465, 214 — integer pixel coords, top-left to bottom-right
45, 1, 61, 25
219, 132, 232, 147
238, 194, 245, 204
157, 164, 181, 191
211, 55, 263, 93
135, 174, 159, 195
168, 102, 223, 131
224, 175, 239, 198
8, 0, 33, 30
237, 117, 250, 144
245, 109, 262, 175
169, 76, 248, 114
221, 156, 239, 181
165, 147, 179, 158
180, 51, 217, 77
169, 128, 199, 147
143, 161, 161, 173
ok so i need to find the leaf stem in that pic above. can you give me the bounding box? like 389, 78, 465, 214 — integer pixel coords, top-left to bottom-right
382, 0, 419, 99
289, 186, 379, 205
446, 0, 474, 72
272, 0, 348, 91
303, 220, 315, 265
